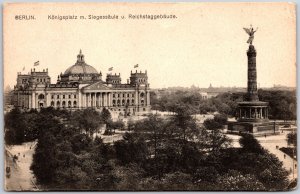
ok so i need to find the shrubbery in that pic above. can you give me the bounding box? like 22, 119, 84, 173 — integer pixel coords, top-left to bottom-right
151, 89, 296, 119
26, 107, 291, 190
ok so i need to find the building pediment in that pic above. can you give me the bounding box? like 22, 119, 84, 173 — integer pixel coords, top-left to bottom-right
82, 81, 111, 91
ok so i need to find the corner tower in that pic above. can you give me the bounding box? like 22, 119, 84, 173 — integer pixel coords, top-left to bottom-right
130, 70, 148, 86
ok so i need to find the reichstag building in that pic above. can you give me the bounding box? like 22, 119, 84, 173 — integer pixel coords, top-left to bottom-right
12, 50, 151, 115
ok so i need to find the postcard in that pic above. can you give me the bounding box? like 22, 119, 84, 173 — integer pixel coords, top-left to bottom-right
3, 2, 297, 191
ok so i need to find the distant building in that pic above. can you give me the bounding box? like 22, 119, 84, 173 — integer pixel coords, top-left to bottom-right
199, 92, 208, 100
203, 84, 246, 98
12, 50, 151, 114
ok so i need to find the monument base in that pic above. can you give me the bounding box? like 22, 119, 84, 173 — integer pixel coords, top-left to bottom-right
228, 121, 280, 136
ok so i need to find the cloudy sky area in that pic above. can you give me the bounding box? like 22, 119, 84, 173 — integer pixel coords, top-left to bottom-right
4, 2, 296, 89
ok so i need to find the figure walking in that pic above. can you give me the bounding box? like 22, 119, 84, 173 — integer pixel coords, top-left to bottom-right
284, 154, 286, 159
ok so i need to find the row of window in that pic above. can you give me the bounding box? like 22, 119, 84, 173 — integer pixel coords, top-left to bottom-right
50, 100, 77, 108
112, 99, 145, 106
21, 79, 28, 83
137, 78, 146, 83
51, 94, 77, 99
111, 108, 146, 112
42, 93, 145, 100
36, 78, 47, 82
112, 93, 145, 98
113, 93, 134, 98
22, 78, 46, 83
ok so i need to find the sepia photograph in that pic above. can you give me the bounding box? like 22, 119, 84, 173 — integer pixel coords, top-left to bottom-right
3, 2, 297, 191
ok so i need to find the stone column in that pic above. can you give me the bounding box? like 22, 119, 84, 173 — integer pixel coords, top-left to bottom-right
108, 92, 111, 107
96, 93, 99, 107
85, 93, 88, 108
45, 94, 48, 107
260, 107, 263, 118
31, 92, 35, 109
90, 93, 93, 107
93, 93, 96, 107
86, 93, 88, 107
85, 93, 88, 107
35, 94, 39, 109
135, 90, 138, 106
87, 93, 92, 107
246, 45, 259, 101
119, 92, 122, 107
135, 90, 139, 112
28, 95, 31, 108
255, 108, 257, 118
106, 93, 109, 107
103, 93, 106, 107
147, 91, 150, 106
249, 108, 252, 118
88, 93, 91, 107
78, 92, 82, 108
99, 93, 102, 107
239, 108, 242, 118
82, 93, 86, 108
102, 93, 104, 107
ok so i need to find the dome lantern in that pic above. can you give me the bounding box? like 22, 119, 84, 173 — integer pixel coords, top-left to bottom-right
77, 49, 85, 63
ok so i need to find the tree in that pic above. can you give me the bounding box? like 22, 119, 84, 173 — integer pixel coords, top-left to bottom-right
133, 115, 165, 158
239, 133, 264, 154
100, 108, 112, 123
203, 116, 231, 155
110, 164, 145, 190
127, 118, 135, 131
107, 120, 125, 132
71, 109, 102, 136
217, 170, 265, 191
172, 104, 199, 142
31, 131, 60, 183
214, 114, 228, 125
203, 118, 222, 130
160, 172, 194, 190
258, 90, 296, 120
114, 133, 148, 165
4, 108, 25, 144
193, 166, 219, 184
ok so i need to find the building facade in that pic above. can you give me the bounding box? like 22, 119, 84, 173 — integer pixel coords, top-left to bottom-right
12, 50, 151, 115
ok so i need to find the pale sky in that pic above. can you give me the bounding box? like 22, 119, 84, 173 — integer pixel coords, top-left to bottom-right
4, 2, 296, 89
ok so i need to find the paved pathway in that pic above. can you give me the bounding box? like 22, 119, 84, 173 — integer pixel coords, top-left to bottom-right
226, 131, 298, 181
256, 131, 297, 181
5, 141, 39, 191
